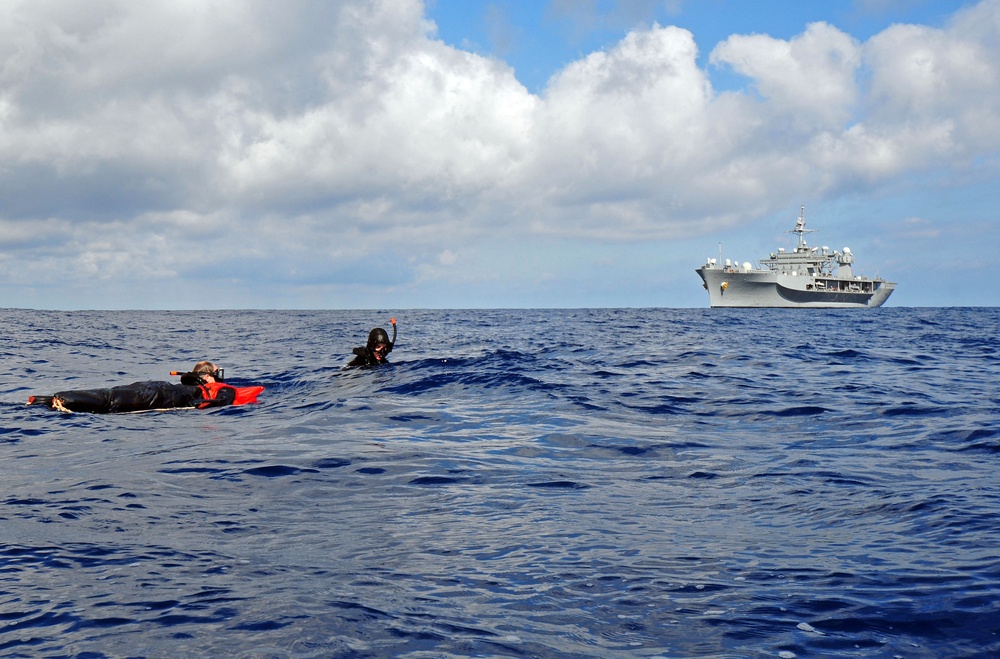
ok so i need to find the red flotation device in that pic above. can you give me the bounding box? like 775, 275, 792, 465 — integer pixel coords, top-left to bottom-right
194, 382, 265, 408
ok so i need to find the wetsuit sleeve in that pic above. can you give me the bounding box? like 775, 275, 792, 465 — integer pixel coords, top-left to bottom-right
347, 347, 370, 368
196, 385, 237, 408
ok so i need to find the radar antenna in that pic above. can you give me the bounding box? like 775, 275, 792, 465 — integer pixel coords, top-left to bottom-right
789, 205, 816, 250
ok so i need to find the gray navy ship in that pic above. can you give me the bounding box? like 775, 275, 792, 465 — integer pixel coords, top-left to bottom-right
696, 206, 896, 308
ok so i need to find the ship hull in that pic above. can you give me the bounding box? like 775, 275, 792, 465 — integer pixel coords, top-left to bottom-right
696, 267, 895, 308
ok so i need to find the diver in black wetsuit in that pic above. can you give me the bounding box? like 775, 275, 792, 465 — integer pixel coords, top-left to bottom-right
347, 318, 397, 368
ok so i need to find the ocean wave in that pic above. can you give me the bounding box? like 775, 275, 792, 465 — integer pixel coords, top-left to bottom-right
2, 307, 999, 657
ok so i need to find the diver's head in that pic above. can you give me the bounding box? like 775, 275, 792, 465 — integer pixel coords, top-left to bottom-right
191, 361, 224, 383
367, 328, 392, 362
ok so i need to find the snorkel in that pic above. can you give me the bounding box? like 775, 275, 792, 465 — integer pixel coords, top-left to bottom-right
381, 318, 397, 361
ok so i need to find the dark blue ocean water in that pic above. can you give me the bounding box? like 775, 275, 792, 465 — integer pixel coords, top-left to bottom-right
1, 308, 998, 658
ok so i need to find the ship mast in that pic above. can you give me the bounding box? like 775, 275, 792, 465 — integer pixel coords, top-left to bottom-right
790, 205, 816, 251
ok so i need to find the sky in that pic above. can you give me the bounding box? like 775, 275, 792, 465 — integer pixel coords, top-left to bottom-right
1, 0, 998, 310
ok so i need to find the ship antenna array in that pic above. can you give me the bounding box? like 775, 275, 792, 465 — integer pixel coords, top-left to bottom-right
790, 204, 816, 249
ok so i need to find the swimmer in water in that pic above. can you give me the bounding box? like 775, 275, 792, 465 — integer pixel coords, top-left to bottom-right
27, 361, 263, 413
347, 318, 397, 368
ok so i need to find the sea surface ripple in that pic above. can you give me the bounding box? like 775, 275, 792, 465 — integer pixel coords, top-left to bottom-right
1, 308, 998, 658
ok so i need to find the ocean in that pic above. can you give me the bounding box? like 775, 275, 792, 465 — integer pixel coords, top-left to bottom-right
1, 307, 998, 658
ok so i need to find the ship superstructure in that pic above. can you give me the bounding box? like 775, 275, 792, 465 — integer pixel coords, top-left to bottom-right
695, 207, 895, 308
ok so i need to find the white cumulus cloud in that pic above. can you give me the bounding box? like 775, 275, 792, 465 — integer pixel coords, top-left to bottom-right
0, 0, 998, 308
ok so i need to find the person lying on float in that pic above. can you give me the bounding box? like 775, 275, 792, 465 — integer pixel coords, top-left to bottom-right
27, 361, 264, 413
